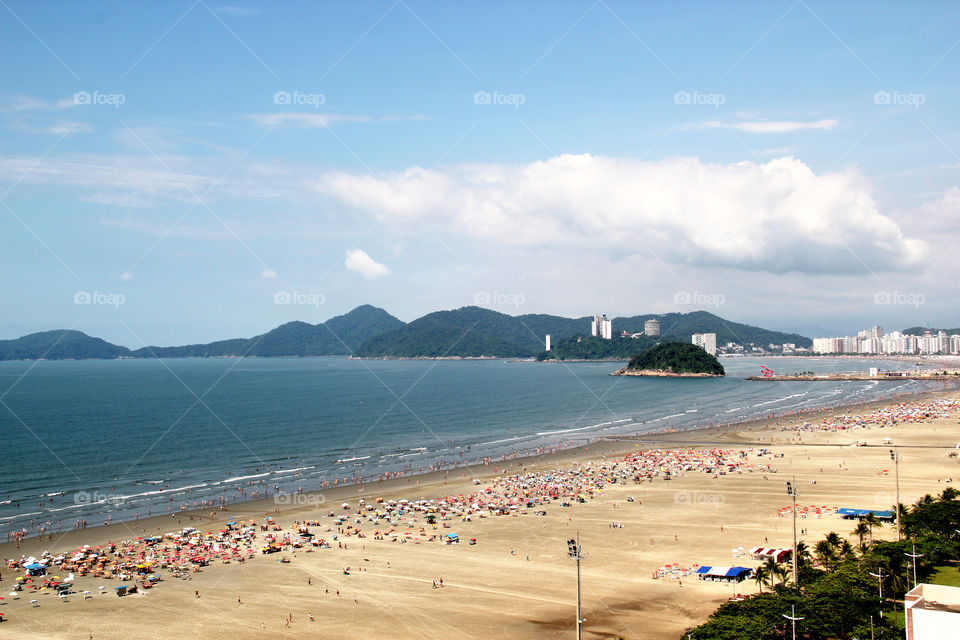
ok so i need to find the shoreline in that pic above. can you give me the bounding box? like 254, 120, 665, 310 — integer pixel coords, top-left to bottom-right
5, 381, 956, 560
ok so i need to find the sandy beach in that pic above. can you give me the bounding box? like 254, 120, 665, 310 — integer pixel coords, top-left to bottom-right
2, 389, 959, 639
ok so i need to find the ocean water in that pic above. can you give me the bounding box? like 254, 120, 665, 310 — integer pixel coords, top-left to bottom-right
0, 356, 945, 536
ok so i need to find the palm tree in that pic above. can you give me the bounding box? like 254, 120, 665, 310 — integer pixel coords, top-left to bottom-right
814, 540, 837, 569
941, 486, 958, 501
753, 565, 769, 593
763, 557, 781, 587
772, 562, 791, 586
794, 540, 810, 571
839, 539, 855, 560
824, 531, 842, 548
863, 513, 881, 542
852, 522, 871, 550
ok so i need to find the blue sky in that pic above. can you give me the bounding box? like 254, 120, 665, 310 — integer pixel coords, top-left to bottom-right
2, 1, 959, 346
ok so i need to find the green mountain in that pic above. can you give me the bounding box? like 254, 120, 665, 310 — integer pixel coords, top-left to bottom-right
355, 307, 539, 357
0, 306, 403, 361
0, 329, 132, 360
515, 313, 591, 345
357, 307, 811, 358
536, 334, 657, 361
133, 305, 403, 358
617, 311, 812, 348
625, 342, 725, 375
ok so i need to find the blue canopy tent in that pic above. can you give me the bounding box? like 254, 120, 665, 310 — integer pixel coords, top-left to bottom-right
695, 566, 753, 582
445, 533, 459, 544
23, 563, 47, 576
836, 508, 895, 521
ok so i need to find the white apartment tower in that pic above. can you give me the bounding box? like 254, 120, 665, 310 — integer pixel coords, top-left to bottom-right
692, 332, 717, 356
591, 314, 613, 340
545, 334, 551, 351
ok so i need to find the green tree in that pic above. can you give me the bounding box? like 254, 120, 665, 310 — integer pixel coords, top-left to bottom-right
863, 512, 882, 542
852, 522, 871, 551
753, 565, 769, 593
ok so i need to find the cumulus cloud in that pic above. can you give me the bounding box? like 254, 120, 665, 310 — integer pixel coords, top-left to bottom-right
314, 154, 927, 275
345, 249, 390, 279
697, 119, 839, 133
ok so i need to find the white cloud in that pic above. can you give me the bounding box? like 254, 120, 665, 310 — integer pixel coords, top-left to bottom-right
0, 154, 210, 205
345, 249, 390, 279
314, 154, 927, 276
0, 94, 78, 113
696, 119, 839, 133
261, 268, 277, 279
248, 113, 371, 128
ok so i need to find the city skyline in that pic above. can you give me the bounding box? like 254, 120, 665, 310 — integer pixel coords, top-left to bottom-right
2, 2, 958, 346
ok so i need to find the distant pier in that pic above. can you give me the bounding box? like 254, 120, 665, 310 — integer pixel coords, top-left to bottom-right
746, 372, 960, 381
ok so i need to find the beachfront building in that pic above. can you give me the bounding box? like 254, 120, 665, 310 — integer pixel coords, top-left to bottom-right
545, 334, 551, 351
692, 333, 717, 356
813, 327, 960, 355
905, 583, 960, 640
644, 318, 660, 336
591, 314, 613, 340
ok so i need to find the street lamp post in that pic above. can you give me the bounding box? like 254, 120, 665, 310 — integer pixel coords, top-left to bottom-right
782, 604, 804, 640
890, 449, 901, 541
905, 543, 923, 590
567, 535, 586, 640
869, 568, 885, 618
786, 479, 799, 585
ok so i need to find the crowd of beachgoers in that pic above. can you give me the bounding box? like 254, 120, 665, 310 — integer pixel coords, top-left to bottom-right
1, 443, 772, 613
778, 398, 959, 433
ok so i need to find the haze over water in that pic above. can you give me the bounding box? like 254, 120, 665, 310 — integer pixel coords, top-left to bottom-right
0, 356, 942, 536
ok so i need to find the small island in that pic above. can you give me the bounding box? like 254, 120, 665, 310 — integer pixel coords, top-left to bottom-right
611, 342, 725, 377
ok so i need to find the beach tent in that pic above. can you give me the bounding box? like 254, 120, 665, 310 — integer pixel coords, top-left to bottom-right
24, 563, 47, 576
695, 566, 753, 582
446, 533, 459, 544
836, 508, 895, 521
749, 547, 792, 562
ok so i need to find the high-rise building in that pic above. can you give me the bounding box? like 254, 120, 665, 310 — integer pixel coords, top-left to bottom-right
545, 334, 551, 351
644, 319, 660, 336
591, 314, 613, 340
692, 333, 717, 356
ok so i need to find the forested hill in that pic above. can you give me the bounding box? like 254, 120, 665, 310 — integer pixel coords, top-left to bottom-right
132, 305, 403, 357
624, 342, 726, 375
0, 306, 403, 360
